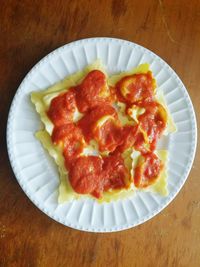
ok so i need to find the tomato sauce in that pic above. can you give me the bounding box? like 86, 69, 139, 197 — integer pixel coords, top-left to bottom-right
47, 89, 76, 127
117, 125, 138, 152
69, 156, 103, 195
52, 124, 84, 166
46, 69, 167, 198
134, 152, 163, 188
75, 70, 112, 113
137, 102, 167, 150
115, 72, 155, 104
69, 154, 128, 198
102, 152, 128, 191
93, 119, 123, 152
77, 104, 118, 142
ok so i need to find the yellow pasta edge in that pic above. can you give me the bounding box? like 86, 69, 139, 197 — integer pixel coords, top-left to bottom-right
108, 63, 151, 86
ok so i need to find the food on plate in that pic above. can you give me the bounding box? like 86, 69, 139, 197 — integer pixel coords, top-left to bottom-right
31, 60, 176, 202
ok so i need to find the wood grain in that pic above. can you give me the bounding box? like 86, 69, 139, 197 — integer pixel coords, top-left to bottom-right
0, 0, 200, 266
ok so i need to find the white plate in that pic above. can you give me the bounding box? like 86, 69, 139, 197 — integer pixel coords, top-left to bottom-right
7, 38, 197, 232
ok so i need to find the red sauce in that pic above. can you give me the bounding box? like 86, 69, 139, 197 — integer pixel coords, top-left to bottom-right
115, 71, 155, 104
137, 102, 167, 150
47, 89, 76, 127
46, 69, 167, 198
75, 70, 112, 113
94, 119, 122, 152
102, 152, 128, 191
69, 156, 103, 195
52, 124, 84, 166
134, 132, 148, 154
69, 154, 128, 198
77, 104, 118, 142
117, 125, 139, 152
134, 152, 163, 188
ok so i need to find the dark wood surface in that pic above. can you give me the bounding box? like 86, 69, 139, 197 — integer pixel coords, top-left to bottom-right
0, 1, 200, 266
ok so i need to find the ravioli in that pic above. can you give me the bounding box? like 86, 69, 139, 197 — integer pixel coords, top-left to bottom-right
31, 60, 106, 135
31, 60, 176, 203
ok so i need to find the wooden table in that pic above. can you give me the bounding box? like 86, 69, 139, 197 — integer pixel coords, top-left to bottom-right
1, 0, 200, 266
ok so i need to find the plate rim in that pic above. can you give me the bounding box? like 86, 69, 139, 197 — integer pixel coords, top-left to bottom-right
6, 37, 198, 232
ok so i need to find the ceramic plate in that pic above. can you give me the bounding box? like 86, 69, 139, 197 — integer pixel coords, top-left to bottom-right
7, 38, 197, 232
